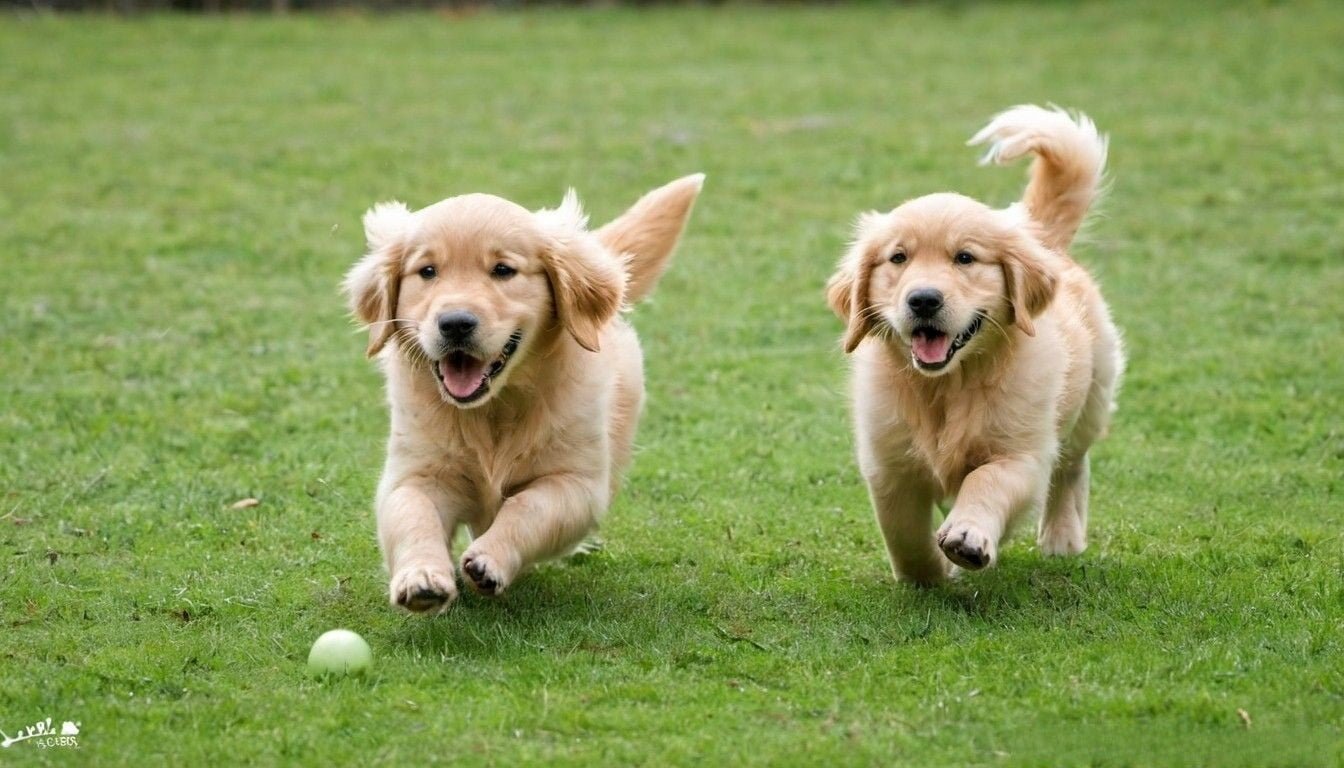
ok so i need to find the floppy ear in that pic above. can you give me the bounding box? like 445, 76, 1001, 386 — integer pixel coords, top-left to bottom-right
1001, 239, 1059, 337
343, 201, 413, 357
825, 265, 854, 321
595, 173, 704, 303
826, 212, 884, 353
537, 191, 626, 353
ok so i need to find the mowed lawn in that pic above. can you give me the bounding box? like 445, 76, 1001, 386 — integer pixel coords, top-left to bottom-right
2, 2, 1341, 764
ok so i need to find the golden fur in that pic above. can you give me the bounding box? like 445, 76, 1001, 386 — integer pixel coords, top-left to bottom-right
826, 105, 1124, 583
344, 174, 704, 612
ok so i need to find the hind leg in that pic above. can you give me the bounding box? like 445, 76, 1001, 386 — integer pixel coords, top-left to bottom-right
1039, 453, 1089, 556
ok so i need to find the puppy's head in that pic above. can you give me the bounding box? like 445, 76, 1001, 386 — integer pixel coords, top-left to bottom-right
343, 191, 624, 408
826, 193, 1057, 376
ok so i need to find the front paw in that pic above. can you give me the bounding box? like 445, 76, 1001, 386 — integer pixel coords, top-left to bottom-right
460, 548, 517, 597
389, 565, 458, 615
936, 519, 996, 570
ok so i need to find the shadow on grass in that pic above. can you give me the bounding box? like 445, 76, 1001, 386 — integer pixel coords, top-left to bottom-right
384, 556, 676, 658
921, 553, 1128, 616
799, 549, 1144, 649
379, 548, 1140, 660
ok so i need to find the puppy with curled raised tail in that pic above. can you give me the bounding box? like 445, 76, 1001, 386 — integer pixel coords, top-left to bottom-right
344, 174, 703, 613
826, 106, 1124, 583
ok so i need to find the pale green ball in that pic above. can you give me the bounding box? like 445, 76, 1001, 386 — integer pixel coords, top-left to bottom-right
307, 629, 372, 677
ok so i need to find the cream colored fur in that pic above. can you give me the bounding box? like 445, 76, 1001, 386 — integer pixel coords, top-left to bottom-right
826, 105, 1124, 583
344, 174, 703, 612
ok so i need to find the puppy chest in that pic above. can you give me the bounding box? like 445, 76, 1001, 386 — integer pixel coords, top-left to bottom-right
440, 437, 549, 518
907, 408, 995, 495
922, 440, 992, 496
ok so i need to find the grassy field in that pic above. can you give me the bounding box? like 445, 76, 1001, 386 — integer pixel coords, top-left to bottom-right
2, 1, 1342, 764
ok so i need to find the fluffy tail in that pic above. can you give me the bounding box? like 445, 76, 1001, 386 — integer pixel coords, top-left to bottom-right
969, 105, 1107, 251
595, 173, 705, 304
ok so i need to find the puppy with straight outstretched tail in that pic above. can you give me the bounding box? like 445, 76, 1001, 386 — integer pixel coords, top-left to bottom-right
344, 174, 704, 613
827, 106, 1124, 583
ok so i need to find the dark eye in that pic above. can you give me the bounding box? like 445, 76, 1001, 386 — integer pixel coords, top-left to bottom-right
418, 265, 437, 280
954, 251, 975, 265
490, 263, 517, 279
889, 250, 907, 265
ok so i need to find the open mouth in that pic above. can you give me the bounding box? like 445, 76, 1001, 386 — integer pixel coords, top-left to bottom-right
435, 331, 522, 404
910, 315, 983, 371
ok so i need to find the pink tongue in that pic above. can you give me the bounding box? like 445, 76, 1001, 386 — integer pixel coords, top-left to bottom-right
442, 357, 488, 399
912, 334, 951, 365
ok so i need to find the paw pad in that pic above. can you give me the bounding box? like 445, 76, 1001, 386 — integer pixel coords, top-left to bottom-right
462, 557, 499, 596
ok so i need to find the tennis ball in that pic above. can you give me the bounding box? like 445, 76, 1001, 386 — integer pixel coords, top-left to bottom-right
307, 629, 372, 677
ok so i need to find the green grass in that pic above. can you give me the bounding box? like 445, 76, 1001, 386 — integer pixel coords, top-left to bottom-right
2, 2, 1342, 764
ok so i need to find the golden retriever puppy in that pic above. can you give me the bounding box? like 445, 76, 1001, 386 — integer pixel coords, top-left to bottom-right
826, 106, 1123, 584
344, 174, 704, 613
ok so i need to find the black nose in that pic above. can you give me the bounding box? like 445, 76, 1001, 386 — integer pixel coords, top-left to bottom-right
436, 311, 479, 343
907, 289, 944, 319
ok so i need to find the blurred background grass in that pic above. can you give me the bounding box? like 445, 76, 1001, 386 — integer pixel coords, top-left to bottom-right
1, 2, 1341, 765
